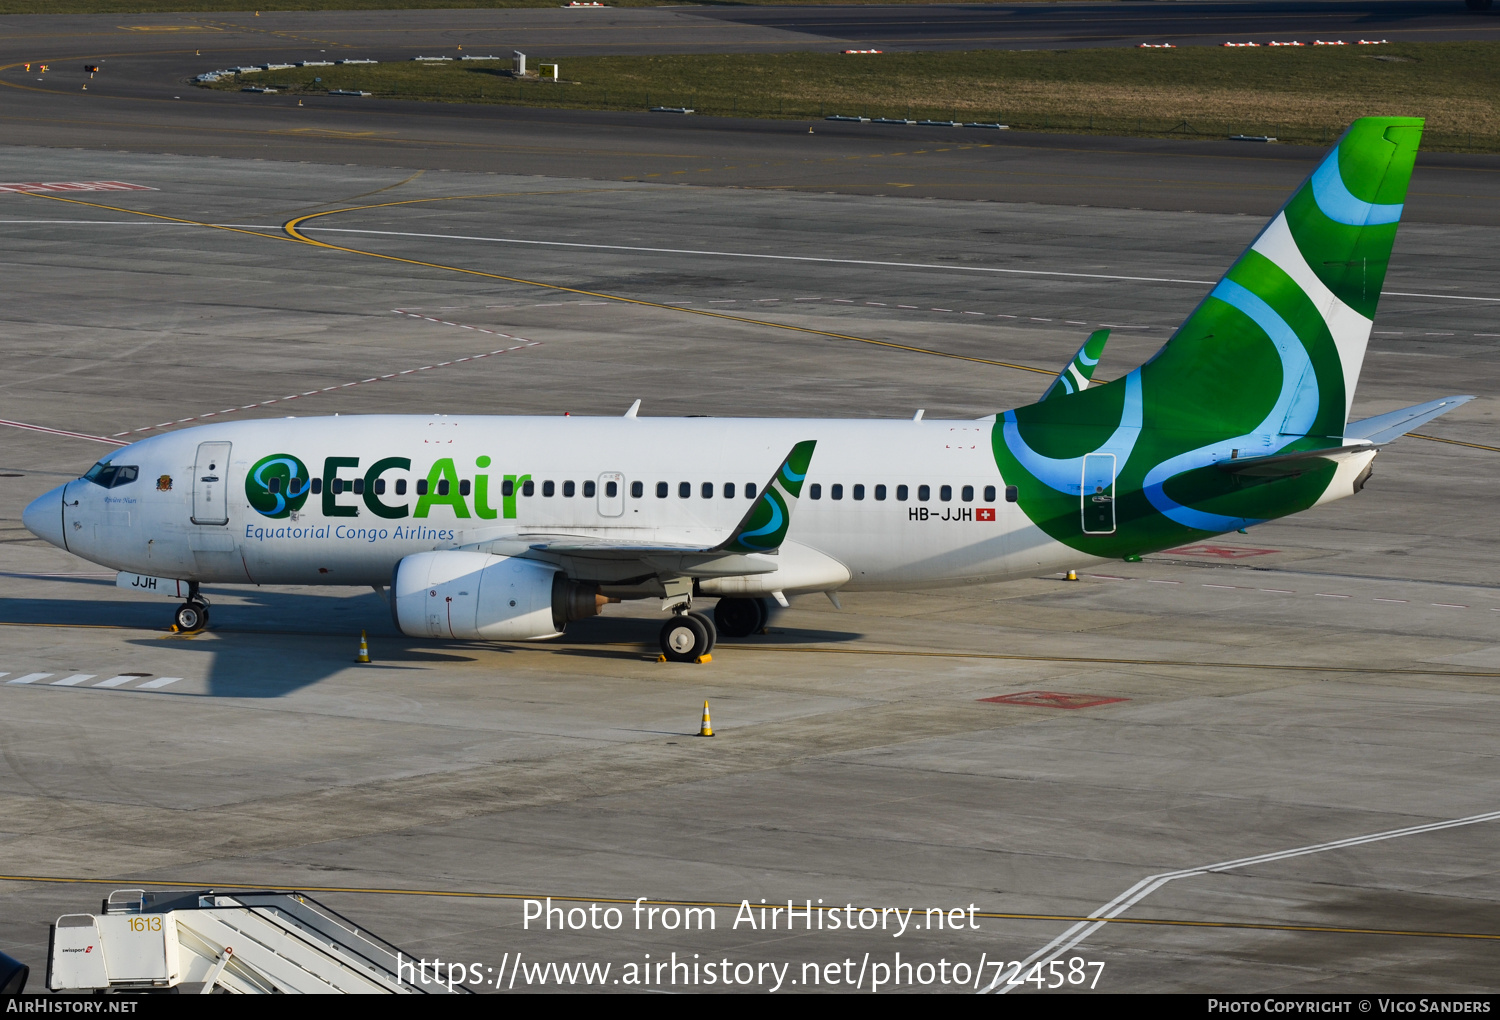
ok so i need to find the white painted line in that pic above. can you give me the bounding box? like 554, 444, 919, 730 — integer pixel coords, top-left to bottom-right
1202, 584, 1236, 589
300, 227, 1225, 286
986, 808, 1500, 994
94, 675, 139, 688
0, 418, 126, 446
1260, 588, 1294, 593
1315, 593, 1352, 598
0, 673, 7, 680
1386, 291, 1500, 303
7, 673, 53, 685
1432, 603, 1468, 608
1373, 598, 1407, 604
1147, 579, 1180, 584
50, 674, 96, 687
137, 677, 182, 689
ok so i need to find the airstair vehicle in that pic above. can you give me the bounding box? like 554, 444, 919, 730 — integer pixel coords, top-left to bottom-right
48, 888, 468, 994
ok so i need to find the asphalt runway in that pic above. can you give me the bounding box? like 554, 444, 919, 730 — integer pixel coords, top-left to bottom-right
0, 144, 1496, 992
4, 6, 1500, 222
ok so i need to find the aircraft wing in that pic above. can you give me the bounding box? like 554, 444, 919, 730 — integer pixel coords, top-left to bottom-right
1039, 329, 1110, 401
459, 440, 818, 583
1344, 395, 1474, 445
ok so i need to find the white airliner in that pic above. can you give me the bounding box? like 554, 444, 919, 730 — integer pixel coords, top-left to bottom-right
21, 117, 1470, 661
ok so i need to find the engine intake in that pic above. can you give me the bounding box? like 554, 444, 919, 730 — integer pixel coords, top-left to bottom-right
391, 551, 603, 640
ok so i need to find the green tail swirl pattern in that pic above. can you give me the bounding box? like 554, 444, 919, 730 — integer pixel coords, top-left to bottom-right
992, 116, 1423, 557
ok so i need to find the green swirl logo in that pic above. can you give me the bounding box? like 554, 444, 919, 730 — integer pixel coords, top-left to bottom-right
246, 453, 312, 519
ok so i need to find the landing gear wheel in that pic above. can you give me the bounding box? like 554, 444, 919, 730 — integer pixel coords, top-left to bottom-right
714, 597, 765, 638
174, 601, 208, 632
660, 613, 710, 662
688, 610, 717, 654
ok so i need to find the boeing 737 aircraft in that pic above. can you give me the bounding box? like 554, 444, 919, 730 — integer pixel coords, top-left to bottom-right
23, 117, 1470, 661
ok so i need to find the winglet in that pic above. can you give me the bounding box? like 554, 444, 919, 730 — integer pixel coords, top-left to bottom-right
1039, 329, 1110, 401
624, 399, 641, 418
717, 440, 816, 554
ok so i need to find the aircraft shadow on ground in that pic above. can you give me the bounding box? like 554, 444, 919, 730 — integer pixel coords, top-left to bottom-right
2, 589, 862, 699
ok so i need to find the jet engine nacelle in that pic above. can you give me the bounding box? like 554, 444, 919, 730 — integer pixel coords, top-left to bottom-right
391, 550, 603, 640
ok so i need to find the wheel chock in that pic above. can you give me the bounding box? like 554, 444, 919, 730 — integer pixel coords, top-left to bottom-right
657, 654, 667, 663
356, 630, 371, 663
694, 653, 712, 664
699, 701, 714, 737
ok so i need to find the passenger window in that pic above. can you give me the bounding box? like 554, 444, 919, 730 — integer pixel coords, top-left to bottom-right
656, 481, 668, 498
875, 484, 886, 501
961, 484, 973, 502
374, 479, 386, 496
679, 482, 690, 498
746, 482, 757, 499
702, 482, 713, 499
523, 480, 535, 497
940, 485, 952, 501
831, 484, 843, 500
917, 485, 930, 502
543, 480, 555, 497
459, 480, 471, 497
809, 483, 822, 500
563, 480, 575, 497
440, 479, 452, 496
499, 479, 512, 497
631, 480, 644, 498
584, 480, 596, 498
354, 478, 366, 496
411, 479, 423, 497
985, 485, 996, 502
606, 480, 618, 498
1005, 485, 1019, 503
395, 479, 407, 496
268, 477, 281, 494
896, 484, 908, 501
330, 478, 343, 495
853, 484, 865, 501
724, 482, 735, 499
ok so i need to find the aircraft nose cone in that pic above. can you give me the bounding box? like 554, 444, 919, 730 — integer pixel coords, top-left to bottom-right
22, 485, 67, 550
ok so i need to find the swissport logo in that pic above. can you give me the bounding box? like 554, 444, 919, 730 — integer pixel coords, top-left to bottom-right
246, 453, 311, 519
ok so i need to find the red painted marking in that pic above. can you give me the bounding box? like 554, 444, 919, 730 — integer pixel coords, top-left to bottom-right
1167, 544, 1277, 559
0, 181, 155, 193
976, 507, 995, 521
980, 691, 1129, 709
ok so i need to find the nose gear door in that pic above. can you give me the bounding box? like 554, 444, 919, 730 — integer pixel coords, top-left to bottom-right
1081, 453, 1116, 535
192, 442, 232, 525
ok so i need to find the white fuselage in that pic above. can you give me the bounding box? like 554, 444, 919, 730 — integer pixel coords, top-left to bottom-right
31, 415, 1097, 594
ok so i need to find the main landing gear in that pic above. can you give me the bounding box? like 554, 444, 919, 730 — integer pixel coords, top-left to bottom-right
659, 609, 717, 663
173, 583, 210, 633
713, 597, 769, 638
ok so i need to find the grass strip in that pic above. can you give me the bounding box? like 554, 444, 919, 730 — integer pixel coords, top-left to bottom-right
207, 42, 1500, 153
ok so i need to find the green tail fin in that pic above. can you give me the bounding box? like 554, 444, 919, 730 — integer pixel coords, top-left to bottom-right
1040, 329, 1110, 402
1147, 116, 1422, 436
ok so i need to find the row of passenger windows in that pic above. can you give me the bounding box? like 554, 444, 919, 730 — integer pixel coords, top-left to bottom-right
273, 476, 1019, 504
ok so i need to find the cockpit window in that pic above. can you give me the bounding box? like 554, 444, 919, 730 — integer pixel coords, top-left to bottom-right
83, 462, 139, 489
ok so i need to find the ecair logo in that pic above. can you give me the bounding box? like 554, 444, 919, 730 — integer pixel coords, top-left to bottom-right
246, 453, 312, 519
245, 452, 524, 522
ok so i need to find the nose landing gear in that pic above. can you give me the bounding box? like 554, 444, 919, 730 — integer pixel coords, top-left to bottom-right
173, 583, 210, 633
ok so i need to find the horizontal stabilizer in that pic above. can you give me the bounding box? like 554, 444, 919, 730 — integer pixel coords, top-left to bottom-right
1215, 444, 1374, 479
1344, 395, 1474, 445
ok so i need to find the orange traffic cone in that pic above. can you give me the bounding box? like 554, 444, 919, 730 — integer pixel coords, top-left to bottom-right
699, 701, 714, 737
356, 630, 371, 663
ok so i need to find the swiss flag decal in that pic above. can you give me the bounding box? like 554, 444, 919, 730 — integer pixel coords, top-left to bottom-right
977, 507, 996, 521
